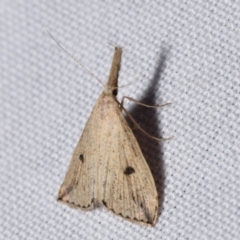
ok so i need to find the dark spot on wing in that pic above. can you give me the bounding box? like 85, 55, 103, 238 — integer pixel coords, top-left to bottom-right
102, 200, 107, 207
112, 89, 118, 96
124, 166, 135, 175
79, 154, 84, 162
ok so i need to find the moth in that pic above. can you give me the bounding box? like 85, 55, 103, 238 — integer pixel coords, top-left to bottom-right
58, 47, 159, 226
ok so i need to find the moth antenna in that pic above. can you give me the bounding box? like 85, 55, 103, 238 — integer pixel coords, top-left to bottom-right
47, 30, 104, 87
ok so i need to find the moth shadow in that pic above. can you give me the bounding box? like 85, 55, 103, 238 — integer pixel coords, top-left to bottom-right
125, 47, 170, 221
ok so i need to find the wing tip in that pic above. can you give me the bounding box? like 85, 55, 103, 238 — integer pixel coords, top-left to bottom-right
57, 197, 94, 211
101, 199, 158, 227
57, 185, 94, 211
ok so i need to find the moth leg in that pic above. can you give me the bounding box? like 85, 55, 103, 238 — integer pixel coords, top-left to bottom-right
120, 96, 171, 111
117, 100, 173, 141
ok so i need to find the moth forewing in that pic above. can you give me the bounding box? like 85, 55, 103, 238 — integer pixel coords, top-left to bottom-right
58, 47, 158, 226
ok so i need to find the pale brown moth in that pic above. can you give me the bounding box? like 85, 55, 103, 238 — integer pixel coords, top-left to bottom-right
58, 47, 159, 226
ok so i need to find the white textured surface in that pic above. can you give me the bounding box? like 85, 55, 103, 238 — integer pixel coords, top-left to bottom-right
1, 1, 239, 239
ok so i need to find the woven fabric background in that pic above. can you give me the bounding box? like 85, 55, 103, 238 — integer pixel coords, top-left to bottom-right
1, 1, 239, 239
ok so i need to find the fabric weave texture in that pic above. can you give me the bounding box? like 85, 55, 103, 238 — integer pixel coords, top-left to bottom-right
1, 1, 239, 239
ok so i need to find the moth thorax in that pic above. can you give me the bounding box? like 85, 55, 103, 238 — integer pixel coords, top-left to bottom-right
103, 84, 118, 96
